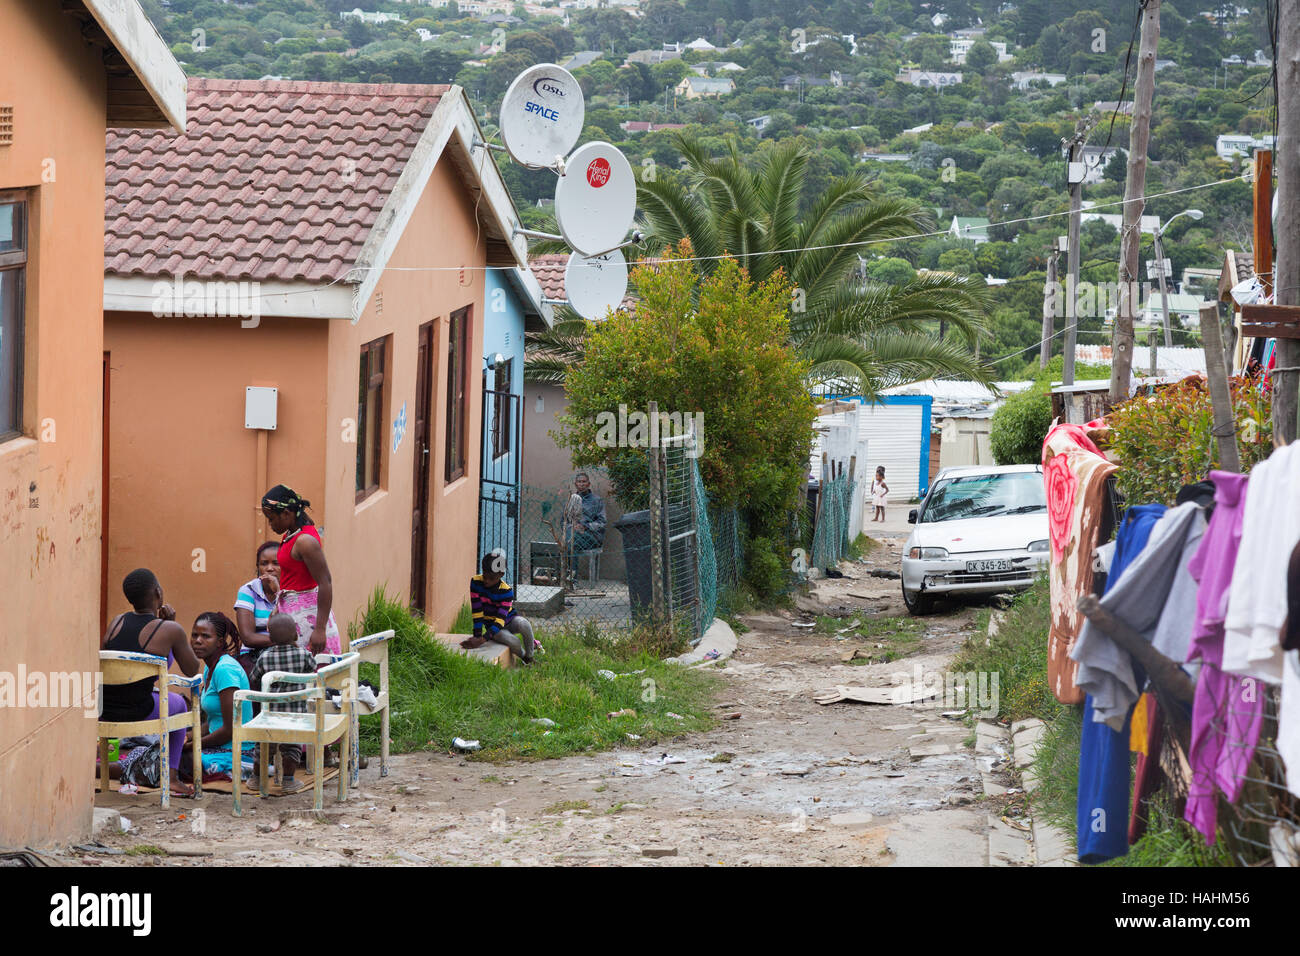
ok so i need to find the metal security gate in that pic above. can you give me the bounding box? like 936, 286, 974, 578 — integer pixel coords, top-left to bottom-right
478, 378, 523, 581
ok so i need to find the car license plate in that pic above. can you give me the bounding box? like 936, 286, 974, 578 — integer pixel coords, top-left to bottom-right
966, 559, 1012, 573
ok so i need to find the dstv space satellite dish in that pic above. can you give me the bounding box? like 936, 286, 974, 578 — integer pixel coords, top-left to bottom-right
499, 64, 584, 168
565, 249, 628, 320
554, 141, 636, 257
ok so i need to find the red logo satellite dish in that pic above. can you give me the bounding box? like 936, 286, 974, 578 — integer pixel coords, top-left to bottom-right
554, 141, 635, 257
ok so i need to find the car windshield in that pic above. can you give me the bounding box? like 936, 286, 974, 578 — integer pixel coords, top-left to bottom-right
920, 472, 1045, 523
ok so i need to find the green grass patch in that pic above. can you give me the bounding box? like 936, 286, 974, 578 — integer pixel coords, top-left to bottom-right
351, 587, 717, 762
951, 578, 1059, 723
450, 601, 473, 635
814, 613, 925, 663
845, 534, 878, 561
125, 844, 166, 856
543, 800, 590, 815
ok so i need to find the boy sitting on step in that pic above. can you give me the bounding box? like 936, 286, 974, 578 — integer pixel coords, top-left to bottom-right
462, 551, 537, 664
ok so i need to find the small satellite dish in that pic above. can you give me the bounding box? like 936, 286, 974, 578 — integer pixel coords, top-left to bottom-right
554, 141, 636, 257
565, 249, 628, 320
499, 64, 584, 168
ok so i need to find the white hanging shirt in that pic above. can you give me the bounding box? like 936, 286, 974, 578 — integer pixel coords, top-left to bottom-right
1223, 442, 1300, 683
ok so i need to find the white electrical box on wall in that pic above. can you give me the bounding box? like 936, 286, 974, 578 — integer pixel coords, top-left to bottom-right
245, 387, 278, 430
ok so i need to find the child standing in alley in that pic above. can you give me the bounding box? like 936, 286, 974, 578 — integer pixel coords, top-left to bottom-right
870, 466, 889, 522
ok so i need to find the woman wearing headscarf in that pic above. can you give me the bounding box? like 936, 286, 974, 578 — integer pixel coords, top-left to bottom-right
260, 484, 341, 655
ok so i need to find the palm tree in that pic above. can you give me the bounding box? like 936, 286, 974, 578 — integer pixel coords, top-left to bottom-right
526, 134, 993, 395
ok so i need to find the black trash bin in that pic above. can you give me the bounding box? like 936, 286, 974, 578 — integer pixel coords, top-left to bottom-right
613, 510, 653, 612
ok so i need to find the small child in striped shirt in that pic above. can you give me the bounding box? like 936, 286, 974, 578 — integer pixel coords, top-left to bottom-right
465, 551, 537, 664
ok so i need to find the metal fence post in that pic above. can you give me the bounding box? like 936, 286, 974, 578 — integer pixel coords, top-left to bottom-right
647, 401, 667, 627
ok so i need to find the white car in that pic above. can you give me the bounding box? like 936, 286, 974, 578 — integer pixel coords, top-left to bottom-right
901, 464, 1050, 615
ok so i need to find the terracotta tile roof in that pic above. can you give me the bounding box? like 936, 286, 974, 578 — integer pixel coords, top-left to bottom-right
105, 78, 450, 283
529, 253, 568, 301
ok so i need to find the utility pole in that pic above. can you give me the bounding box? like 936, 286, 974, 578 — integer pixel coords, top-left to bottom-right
1063, 125, 1087, 385
1110, 0, 1161, 405
1275, 5, 1300, 443
1041, 239, 1060, 369
1152, 226, 1173, 347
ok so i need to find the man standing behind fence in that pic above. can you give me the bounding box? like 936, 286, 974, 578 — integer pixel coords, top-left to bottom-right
464, 551, 537, 665
566, 472, 607, 552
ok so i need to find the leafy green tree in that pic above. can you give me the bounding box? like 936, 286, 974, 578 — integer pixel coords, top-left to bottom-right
864, 256, 917, 285
555, 247, 815, 553
965, 39, 998, 72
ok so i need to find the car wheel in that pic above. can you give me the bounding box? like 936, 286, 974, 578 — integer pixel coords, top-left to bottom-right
902, 584, 934, 616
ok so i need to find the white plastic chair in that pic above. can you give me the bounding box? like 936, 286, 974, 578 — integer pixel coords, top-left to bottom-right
317, 628, 395, 786
230, 652, 358, 814
97, 651, 202, 808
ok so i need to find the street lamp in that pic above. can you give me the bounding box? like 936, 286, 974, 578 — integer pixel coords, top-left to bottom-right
1152, 208, 1203, 347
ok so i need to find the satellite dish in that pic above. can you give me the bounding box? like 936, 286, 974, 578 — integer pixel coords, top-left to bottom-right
554, 141, 636, 257
565, 249, 628, 320
499, 64, 584, 168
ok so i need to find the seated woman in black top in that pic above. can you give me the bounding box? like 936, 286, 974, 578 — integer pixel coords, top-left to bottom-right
100, 568, 202, 796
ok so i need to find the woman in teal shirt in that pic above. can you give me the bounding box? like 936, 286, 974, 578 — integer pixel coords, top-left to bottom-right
191, 611, 254, 778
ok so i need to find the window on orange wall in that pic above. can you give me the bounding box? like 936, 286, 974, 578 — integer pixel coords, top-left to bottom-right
356, 335, 388, 502
445, 306, 470, 482
0, 193, 27, 443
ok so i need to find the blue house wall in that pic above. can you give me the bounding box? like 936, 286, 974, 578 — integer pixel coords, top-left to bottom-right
479, 269, 530, 578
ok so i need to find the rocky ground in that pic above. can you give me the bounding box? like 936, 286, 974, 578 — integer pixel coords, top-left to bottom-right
74, 528, 1019, 867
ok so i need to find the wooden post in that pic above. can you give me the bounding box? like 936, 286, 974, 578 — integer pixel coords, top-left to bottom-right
1110, 0, 1161, 404
1041, 241, 1059, 369
1199, 303, 1241, 473
1076, 595, 1195, 703
647, 401, 666, 626
1275, 3, 1300, 443
1254, 149, 1274, 300
1148, 328, 1157, 376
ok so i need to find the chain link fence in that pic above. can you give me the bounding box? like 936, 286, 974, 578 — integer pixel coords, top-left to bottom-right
508, 448, 725, 643
810, 471, 858, 570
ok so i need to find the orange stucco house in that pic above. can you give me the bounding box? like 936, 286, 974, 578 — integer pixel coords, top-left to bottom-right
0, 0, 185, 847
102, 79, 531, 640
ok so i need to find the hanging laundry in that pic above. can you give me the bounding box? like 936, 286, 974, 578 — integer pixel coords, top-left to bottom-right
1223, 443, 1300, 684
1129, 693, 1164, 846
1281, 651, 1300, 800
1072, 502, 1205, 731
1184, 470, 1264, 844
1075, 503, 1164, 864
1043, 420, 1117, 705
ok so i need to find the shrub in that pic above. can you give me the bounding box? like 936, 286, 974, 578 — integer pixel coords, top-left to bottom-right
990, 388, 1053, 464
1107, 377, 1272, 506
990, 357, 1116, 465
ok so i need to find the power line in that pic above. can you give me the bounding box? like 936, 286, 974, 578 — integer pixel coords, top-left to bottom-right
106, 173, 1249, 298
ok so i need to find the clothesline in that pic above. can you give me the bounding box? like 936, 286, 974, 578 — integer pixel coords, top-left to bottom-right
1043, 421, 1300, 865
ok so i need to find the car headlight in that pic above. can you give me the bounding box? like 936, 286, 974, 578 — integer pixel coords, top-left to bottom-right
1027, 539, 1050, 553
908, 547, 949, 560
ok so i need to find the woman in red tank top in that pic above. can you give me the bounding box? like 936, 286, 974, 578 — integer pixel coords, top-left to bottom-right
261, 484, 341, 655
